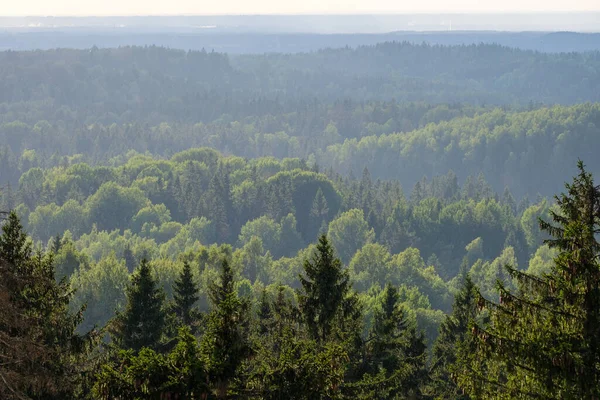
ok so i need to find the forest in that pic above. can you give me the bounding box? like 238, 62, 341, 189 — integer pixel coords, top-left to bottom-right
1, 43, 600, 399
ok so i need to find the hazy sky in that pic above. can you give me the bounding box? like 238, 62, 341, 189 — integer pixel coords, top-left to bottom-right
3, 0, 600, 16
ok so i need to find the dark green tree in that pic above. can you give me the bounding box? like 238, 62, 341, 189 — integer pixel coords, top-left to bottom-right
94, 327, 208, 399
0, 211, 88, 399
460, 161, 600, 398
201, 258, 251, 398
428, 273, 477, 399
112, 258, 166, 352
171, 261, 200, 329
0, 210, 32, 271
247, 286, 347, 400
358, 284, 428, 398
298, 234, 353, 344
256, 288, 273, 336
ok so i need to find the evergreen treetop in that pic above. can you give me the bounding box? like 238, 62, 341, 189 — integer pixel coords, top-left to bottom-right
112, 258, 166, 352
172, 261, 200, 328
462, 161, 600, 398
298, 234, 352, 344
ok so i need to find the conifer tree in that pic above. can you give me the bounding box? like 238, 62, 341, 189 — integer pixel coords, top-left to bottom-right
94, 327, 208, 399
201, 258, 251, 398
257, 288, 273, 336
172, 261, 200, 329
429, 273, 477, 399
298, 234, 353, 344
247, 285, 347, 400
359, 284, 428, 398
0, 210, 32, 272
461, 161, 600, 398
112, 258, 166, 352
207, 163, 234, 243
0, 212, 87, 399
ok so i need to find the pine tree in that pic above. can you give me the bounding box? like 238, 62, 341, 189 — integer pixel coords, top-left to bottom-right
298, 234, 352, 344
207, 163, 235, 243
201, 258, 251, 398
172, 261, 200, 329
0, 210, 32, 273
112, 258, 166, 352
360, 284, 428, 398
247, 285, 347, 400
257, 288, 273, 336
94, 327, 208, 399
0, 212, 87, 399
370, 284, 409, 373
429, 274, 477, 399
460, 161, 600, 398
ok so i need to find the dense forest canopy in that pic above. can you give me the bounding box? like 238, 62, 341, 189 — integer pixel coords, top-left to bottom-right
0, 39, 599, 399
0, 45, 600, 198
1, 44, 599, 123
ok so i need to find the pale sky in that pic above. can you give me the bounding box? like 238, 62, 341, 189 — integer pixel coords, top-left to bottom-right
3, 0, 600, 16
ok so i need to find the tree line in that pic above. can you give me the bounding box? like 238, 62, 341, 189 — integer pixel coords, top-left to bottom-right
0, 146, 561, 332
1, 162, 599, 399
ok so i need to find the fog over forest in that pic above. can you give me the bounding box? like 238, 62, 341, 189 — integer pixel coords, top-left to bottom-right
1, 12, 600, 400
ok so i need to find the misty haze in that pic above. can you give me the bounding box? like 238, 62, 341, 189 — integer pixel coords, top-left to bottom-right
1, 1, 600, 399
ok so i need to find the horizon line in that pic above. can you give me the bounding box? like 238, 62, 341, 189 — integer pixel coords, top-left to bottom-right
2, 11, 600, 18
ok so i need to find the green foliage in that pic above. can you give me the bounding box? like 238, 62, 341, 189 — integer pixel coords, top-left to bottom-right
111, 258, 166, 352
2, 42, 600, 399
349, 243, 392, 291
94, 327, 208, 399
327, 209, 375, 265
0, 211, 89, 399
171, 261, 201, 329
298, 235, 354, 344
53, 237, 89, 279
429, 274, 477, 399
355, 284, 429, 399
86, 182, 148, 232
526, 244, 557, 276
201, 258, 252, 397
71, 253, 129, 333
460, 161, 600, 398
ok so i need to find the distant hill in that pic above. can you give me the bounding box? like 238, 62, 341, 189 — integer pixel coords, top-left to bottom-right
1, 14, 600, 53
2, 31, 600, 54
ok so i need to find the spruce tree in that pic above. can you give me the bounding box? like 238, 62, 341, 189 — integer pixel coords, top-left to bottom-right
460, 161, 600, 398
298, 234, 352, 344
0, 210, 32, 273
360, 284, 428, 398
94, 327, 208, 399
0, 212, 87, 399
207, 164, 234, 243
429, 274, 477, 399
172, 261, 200, 329
201, 258, 251, 398
247, 285, 347, 400
257, 288, 273, 336
112, 258, 166, 352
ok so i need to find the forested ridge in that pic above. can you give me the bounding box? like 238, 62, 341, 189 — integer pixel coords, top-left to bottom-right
1, 42, 600, 399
